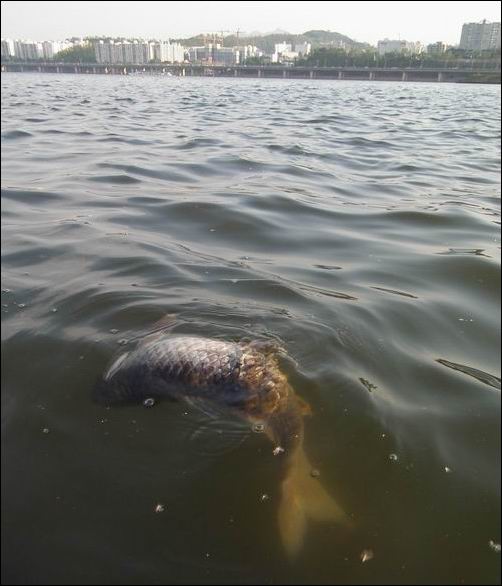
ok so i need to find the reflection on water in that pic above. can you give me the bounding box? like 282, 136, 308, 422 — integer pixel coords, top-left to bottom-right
1, 74, 501, 585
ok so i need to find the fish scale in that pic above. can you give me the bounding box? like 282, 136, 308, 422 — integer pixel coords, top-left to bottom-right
95, 332, 345, 556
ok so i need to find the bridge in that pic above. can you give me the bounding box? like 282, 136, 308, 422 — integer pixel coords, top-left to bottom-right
2, 61, 500, 84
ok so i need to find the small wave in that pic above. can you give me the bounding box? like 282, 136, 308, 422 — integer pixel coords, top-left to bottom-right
1, 188, 64, 203
437, 359, 501, 390
97, 162, 196, 184
88, 174, 142, 185
314, 264, 342, 270
371, 286, 418, 299
177, 138, 223, 149
437, 248, 491, 257
2, 130, 33, 140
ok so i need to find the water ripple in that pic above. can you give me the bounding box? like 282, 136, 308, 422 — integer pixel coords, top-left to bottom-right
1, 74, 500, 586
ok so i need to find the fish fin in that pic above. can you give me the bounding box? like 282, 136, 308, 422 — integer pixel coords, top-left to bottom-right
278, 447, 349, 558
243, 339, 286, 356
278, 475, 307, 557
184, 396, 229, 420
296, 396, 312, 417
136, 313, 177, 344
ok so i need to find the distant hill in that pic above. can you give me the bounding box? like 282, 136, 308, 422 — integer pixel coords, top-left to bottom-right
173, 29, 367, 52
303, 30, 364, 46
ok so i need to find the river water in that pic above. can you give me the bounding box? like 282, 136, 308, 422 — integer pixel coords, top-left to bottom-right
1, 73, 501, 585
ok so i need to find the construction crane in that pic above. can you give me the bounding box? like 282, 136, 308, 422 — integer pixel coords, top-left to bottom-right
217, 29, 242, 43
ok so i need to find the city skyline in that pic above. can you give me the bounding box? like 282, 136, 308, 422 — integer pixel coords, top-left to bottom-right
2, 1, 501, 46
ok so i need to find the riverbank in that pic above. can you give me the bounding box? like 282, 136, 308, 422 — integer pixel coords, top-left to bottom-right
2, 61, 501, 83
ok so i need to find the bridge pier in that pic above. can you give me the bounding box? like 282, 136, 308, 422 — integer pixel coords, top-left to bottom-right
338, 70, 343, 80
309, 70, 314, 79
234, 69, 238, 77
283, 69, 287, 78
258, 69, 262, 78
438, 72, 444, 82
369, 71, 375, 80
402, 71, 408, 81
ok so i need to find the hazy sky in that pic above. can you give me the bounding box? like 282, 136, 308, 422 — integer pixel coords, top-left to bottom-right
1, 1, 501, 45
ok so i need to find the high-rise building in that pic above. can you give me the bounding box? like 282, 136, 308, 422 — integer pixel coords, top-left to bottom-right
459, 20, 501, 50
188, 43, 238, 65
110, 41, 124, 64
426, 41, 447, 55
122, 41, 134, 63
132, 40, 149, 64
149, 41, 185, 63
1, 39, 15, 58
95, 40, 112, 63
11, 40, 43, 60
42, 40, 70, 59
188, 46, 209, 62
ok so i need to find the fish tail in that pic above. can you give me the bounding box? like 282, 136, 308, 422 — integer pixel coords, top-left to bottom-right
278, 446, 349, 557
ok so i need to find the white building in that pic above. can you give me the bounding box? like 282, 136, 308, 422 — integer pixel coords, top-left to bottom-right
41, 40, 70, 59
275, 42, 292, 54
95, 40, 112, 63
11, 40, 43, 60
1, 38, 15, 58
188, 43, 238, 65
111, 41, 124, 64
122, 41, 134, 63
132, 41, 149, 64
459, 20, 501, 50
170, 42, 185, 63
377, 39, 423, 55
235, 44, 262, 62
94, 39, 175, 64
294, 42, 311, 56
149, 40, 185, 63
271, 41, 311, 63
